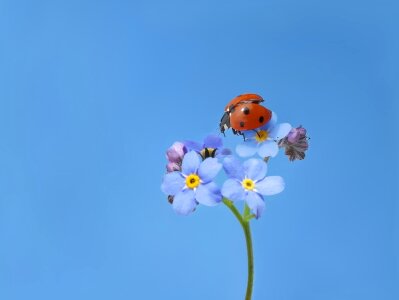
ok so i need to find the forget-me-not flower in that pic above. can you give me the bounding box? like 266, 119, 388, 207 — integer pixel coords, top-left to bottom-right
236, 112, 292, 158
221, 156, 285, 218
161, 151, 222, 215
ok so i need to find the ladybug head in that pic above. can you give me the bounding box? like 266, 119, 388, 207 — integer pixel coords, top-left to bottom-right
219, 111, 230, 135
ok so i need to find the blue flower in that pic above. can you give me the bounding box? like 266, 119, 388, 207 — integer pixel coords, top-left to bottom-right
184, 134, 232, 160
161, 151, 223, 215
236, 112, 292, 158
221, 156, 285, 218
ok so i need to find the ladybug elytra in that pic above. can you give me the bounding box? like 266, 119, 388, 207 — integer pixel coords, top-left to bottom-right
220, 93, 272, 137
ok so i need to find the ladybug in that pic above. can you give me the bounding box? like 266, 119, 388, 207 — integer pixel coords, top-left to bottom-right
220, 93, 272, 137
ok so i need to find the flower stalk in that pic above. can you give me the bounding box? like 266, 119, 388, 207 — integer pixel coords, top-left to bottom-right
223, 198, 254, 300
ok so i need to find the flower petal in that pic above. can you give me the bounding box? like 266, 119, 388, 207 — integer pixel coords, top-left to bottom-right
243, 158, 267, 181
264, 111, 277, 130
236, 141, 258, 157
269, 123, 292, 140
221, 179, 245, 202
256, 176, 285, 195
245, 191, 265, 219
195, 182, 221, 206
263, 111, 277, 131
161, 172, 185, 195
223, 155, 244, 180
216, 148, 232, 158
172, 189, 197, 216
241, 130, 256, 139
203, 134, 223, 149
198, 157, 222, 183
258, 140, 279, 158
184, 140, 202, 152
182, 151, 201, 175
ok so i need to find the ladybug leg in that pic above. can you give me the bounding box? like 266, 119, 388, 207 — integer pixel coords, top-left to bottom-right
233, 129, 247, 141
237, 131, 246, 141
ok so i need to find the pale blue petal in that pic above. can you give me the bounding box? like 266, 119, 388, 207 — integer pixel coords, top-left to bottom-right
221, 179, 245, 202
223, 156, 244, 180
184, 141, 202, 152
198, 157, 222, 183
258, 140, 279, 158
243, 158, 267, 181
195, 182, 221, 206
172, 189, 197, 216
161, 172, 185, 195
182, 151, 201, 175
216, 148, 232, 159
269, 123, 292, 140
264, 111, 277, 131
245, 191, 265, 219
241, 130, 256, 139
236, 141, 258, 157
203, 134, 223, 149
256, 176, 285, 195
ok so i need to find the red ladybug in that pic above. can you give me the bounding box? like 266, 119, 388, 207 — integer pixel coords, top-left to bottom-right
220, 93, 272, 136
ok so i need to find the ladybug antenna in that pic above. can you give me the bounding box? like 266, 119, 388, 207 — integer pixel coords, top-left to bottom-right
253, 129, 261, 138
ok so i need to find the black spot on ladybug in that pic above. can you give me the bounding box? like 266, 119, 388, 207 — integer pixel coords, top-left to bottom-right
240, 121, 245, 128
242, 107, 250, 115
259, 116, 264, 123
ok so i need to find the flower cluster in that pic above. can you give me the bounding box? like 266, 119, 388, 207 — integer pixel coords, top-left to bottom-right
160, 94, 309, 300
161, 113, 308, 218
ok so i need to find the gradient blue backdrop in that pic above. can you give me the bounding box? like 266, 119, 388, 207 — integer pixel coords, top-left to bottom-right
0, 0, 398, 299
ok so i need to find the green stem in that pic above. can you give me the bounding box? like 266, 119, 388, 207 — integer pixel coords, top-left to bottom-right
243, 220, 254, 300
223, 198, 254, 300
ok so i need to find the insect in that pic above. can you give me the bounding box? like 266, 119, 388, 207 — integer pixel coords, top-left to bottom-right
219, 93, 272, 137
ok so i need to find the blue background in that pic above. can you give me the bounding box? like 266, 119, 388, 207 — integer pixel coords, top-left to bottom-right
0, 0, 398, 299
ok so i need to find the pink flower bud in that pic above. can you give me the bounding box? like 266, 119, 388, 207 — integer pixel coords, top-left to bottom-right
279, 126, 309, 161
166, 142, 187, 163
287, 127, 307, 143
166, 162, 181, 172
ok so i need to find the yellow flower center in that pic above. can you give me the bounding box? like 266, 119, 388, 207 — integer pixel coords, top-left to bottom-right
242, 178, 255, 191
255, 130, 268, 142
200, 147, 216, 159
186, 174, 200, 189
